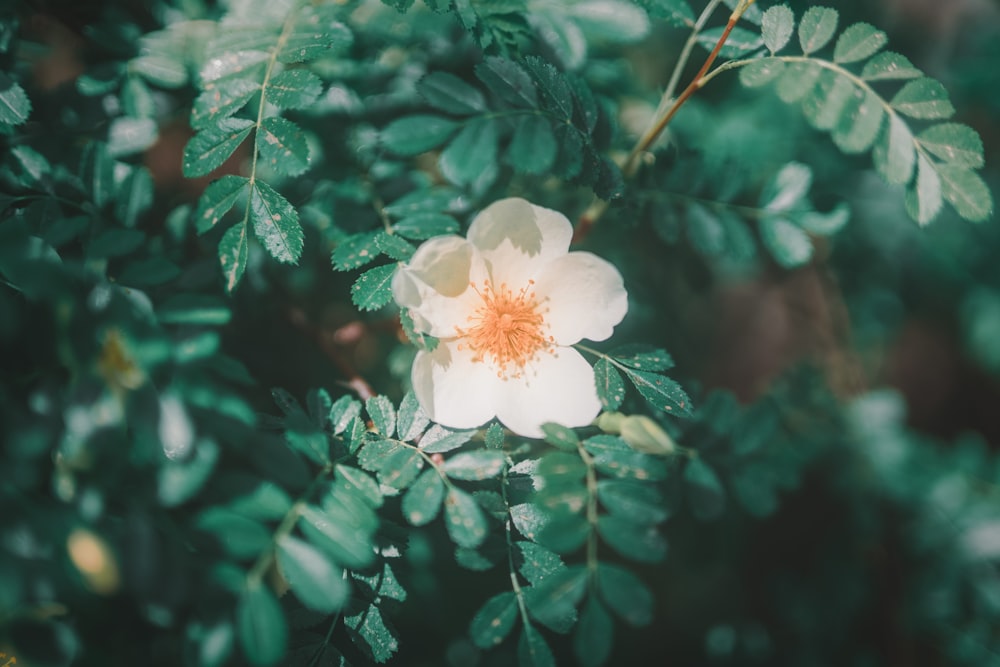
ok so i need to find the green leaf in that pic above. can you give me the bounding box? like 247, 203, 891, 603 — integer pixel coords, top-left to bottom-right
196, 176, 250, 233
199, 50, 269, 83
475, 57, 538, 108
890, 78, 955, 120
281, 9, 352, 63
739, 57, 785, 88
332, 232, 380, 271
584, 434, 668, 480
381, 115, 459, 156
594, 357, 625, 411
81, 141, 116, 208
801, 70, 856, 132
276, 535, 348, 613
775, 60, 822, 103
115, 167, 154, 228
760, 216, 813, 268
158, 439, 220, 507
570, 1, 650, 43
445, 487, 488, 548
761, 5, 794, 54
621, 368, 692, 416
524, 566, 587, 634
596, 564, 652, 626
573, 597, 613, 667
638, 0, 694, 26
248, 181, 303, 264
402, 468, 445, 526
873, 113, 916, 185
861, 51, 921, 81
762, 161, 812, 212
684, 457, 726, 519
514, 541, 565, 586
183, 118, 254, 178
107, 117, 158, 157
298, 504, 374, 569
609, 345, 674, 371
351, 264, 397, 312
797, 7, 838, 54
374, 232, 415, 261
523, 57, 573, 120
392, 213, 460, 239
228, 481, 293, 520
344, 604, 399, 663
195, 508, 270, 559
237, 583, 287, 666
506, 115, 557, 175
330, 396, 362, 435
419, 424, 477, 453
917, 123, 985, 169
904, 153, 943, 225
256, 117, 310, 177
541, 423, 580, 450
596, 479, 669, 524
266, 69, 322, 110
439, 118, 499, 186
797, 203, 850, 235
685, 202, 726, 257
832, 87, 885, 154
0, 75, 31, 125
366, 395, 396, 438
470, 592, 519, 649
192, 78, 259, 130
418, 71, 486, 114
518, 625, 556, 667
219, 223, 249, 293
443, 450, 506, 480
833, 22, 887, 63
597, 515, 667, 563
696, 26, 763, 58
397, 391, 430, 441
938, 165, 993, 223
336, 465, 384, 508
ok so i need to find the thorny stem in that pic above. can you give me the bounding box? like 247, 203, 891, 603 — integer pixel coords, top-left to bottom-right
574, 0, 757, 242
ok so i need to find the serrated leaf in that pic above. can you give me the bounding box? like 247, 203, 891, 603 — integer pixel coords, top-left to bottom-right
938, 165, 993, 223
366, 395, 396, 438
419, 424, 477, 453
760, 216, 813, 268
276, 535, 347, 613
739, 57, 785, 88
597, 515, 667, 563
445, 487, 488, 548
256, 117, 310, 176
833, 22, 887, 63
219, 223, 249, 293
470, 592, 519, 649
861, 51, 921, 81
519, 625, 556, 667
381, 115, 458, 156
475, 57, 538, 108
183, 118, 253, 177
392, 213, 460, 239
873, 113, 916, 185
196, 175, 250, 233
351, 264, 396, 312
443, 450, 506, 480
267, 69, 322, 110
523, 57, 573, 120
0, 75, 31, 125
573, 597, 613, 667
192, 78, 259, 130
200, 49, 269, 83
832, 87, 885, 154
524, 566, 587, 634
397, 391, 430, 441
299, 504, 374, 569
798, 7, 838, 54
332, 232, 379, 271
374, 232, 415, 261
249, 181, 303, 264
905, 153, 943, 225
281, 10, 352, 64
776, 61, 823, 103
330, 395, 362, 435
761, 5, 794, 54
609, 345, 674, 372
344, 604, 399, 663
238, 583, 288, 665
801, 70, 857, 132
418, 71, 486, 114
402, 468, 445, 526
514, 541, 565, 586
918, 123, 985, 168
506, 115, 557, 175
593, 357, 625, 411
596, 564, 652, 626
622, 368, 692, 416
584, 434, 668, 480
336, 465, 383, 508
891, 78, 955, 120
439, 118, 499, 187
541, 423, 580, 450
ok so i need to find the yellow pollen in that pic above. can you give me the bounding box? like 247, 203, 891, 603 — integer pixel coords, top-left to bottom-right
457, 279, 552, 378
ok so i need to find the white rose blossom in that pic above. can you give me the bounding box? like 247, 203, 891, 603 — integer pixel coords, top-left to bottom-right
391, 197, 628, 437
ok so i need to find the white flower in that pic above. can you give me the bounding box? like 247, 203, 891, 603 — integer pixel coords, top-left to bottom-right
392, 197, 628, 437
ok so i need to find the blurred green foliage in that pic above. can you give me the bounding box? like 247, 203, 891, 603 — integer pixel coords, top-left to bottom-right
1, 0, 998, 666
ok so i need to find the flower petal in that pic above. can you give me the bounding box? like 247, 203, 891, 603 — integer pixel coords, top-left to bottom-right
494, 348, 601, 438
534, 251, 628, 345
467, 198, 572, 287
411, 341, 499, 430
392, 235, 486, 337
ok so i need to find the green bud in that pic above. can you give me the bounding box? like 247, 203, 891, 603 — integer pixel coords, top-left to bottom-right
619, 415, 676, 456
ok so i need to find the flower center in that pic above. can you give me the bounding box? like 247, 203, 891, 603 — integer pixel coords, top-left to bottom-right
457, 279, 553, 378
